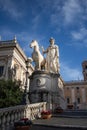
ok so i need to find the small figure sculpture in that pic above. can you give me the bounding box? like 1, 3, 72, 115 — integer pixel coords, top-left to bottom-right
30, 40, 46, 70
43, 38, 60, 73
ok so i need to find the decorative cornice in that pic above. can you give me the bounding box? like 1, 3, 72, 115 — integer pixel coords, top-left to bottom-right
0, 40, 15, 44
65, 80, 87, 86
0, 39, 27, 61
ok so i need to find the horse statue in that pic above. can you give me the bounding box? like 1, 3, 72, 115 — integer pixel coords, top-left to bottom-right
30, 40, 46, 70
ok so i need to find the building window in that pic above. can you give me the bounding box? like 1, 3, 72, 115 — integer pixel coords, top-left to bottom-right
0, 66, 4, 77
76, 87, 79, 90
67, 87, 69, 90
85, 65, 87, 69
77, 98, 80, 104
67, 97, 70, 104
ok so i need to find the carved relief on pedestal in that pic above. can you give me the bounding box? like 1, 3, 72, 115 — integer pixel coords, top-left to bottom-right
36, 78, 46, 88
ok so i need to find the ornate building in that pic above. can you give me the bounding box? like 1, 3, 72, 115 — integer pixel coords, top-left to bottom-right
0, 37, 87, 109
64, 61, 87, 109
0, 37, 34, 89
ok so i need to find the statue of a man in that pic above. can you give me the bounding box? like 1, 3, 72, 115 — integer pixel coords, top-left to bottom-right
43, 38, 60, 73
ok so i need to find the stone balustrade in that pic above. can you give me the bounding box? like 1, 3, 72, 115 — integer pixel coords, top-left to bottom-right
0, 102, 46, 130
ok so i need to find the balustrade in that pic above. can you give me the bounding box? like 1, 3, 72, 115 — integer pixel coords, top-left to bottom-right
0, 102, 46, 130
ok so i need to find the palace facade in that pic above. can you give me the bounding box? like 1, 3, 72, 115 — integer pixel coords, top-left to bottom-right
0, 37, 34, 90
64, 61, 87, 109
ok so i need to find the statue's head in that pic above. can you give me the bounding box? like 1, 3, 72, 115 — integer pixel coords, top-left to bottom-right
49, 37, 55, 45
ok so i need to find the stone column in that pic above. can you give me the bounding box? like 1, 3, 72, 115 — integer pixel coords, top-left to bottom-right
82, 88, 86, 103
71, 88, 75, 103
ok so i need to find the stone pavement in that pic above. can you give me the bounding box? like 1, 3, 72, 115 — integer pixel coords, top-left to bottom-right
31, 116, 87, 130
12, 110, 87, 130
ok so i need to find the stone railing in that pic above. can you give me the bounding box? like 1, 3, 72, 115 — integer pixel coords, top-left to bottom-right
0, 102, 46, 130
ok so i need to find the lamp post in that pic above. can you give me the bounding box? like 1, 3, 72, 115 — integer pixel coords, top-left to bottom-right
22, 58, 32, 105
25, 59, 29, 104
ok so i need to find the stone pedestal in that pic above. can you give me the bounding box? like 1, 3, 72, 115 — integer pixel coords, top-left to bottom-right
29, 70, 66, 110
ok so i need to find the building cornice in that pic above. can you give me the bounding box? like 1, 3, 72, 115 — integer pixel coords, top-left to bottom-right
65, 80, 87, 86
0, 39, 27, 61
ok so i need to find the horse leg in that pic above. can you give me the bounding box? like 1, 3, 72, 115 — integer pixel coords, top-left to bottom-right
41, 59, 46, 70
35, 61, 39, 70
39, 61, 41, 70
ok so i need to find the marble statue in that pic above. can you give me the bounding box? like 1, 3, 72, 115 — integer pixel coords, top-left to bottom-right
30, 40, 46, 70
29, 39, 65, 110
42, 38, 60, 73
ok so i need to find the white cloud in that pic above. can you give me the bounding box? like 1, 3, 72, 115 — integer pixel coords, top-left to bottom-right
30, 0, 87, 27
40, 0, 87, 27
32, 14, 41, 30
34, 1, 61, 23
71, 27, 87, 48
37, 0, 83, 28
62, 0, 82, 24
71, 27, 87, 41
60, 61, 83, 81
0, 0, 24, 19
1, 0, 87, 27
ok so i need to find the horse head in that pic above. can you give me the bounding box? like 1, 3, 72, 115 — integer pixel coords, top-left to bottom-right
30, 40, 39, 49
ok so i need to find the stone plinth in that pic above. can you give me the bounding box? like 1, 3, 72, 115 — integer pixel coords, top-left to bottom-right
29, 70, 66, 110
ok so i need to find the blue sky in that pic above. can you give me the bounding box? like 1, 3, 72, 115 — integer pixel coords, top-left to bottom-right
0, 0, 87, 81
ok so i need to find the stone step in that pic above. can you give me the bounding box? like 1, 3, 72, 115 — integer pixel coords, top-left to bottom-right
31, 124, 87, 130
53, 110, 87, 117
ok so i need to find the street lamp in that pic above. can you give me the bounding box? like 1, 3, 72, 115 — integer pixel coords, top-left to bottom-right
22, 57, 32, 105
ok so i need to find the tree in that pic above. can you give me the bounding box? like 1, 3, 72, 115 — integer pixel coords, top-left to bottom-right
0, 79, 23, 108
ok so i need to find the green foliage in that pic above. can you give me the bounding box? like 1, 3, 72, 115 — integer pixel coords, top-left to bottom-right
0, 79, 23, 108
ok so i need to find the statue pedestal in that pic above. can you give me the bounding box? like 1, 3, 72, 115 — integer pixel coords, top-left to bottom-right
29, 70, 66, 110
